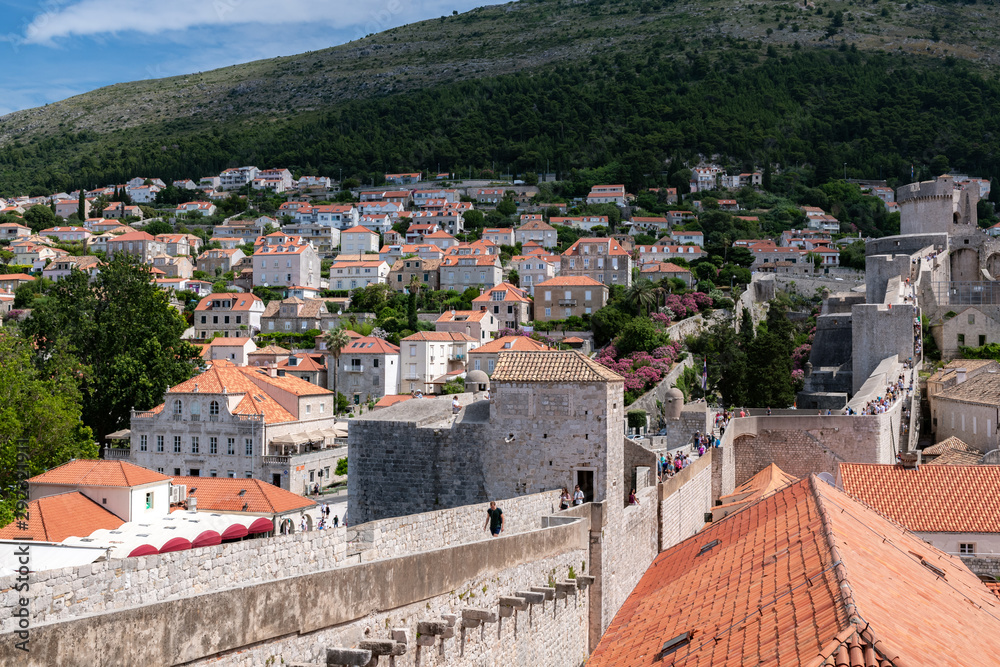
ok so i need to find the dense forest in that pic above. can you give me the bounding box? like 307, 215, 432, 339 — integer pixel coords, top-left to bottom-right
2, 47, 1000, 196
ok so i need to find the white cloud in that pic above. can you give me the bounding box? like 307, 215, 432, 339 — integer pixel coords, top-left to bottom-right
23, 0, 489, 45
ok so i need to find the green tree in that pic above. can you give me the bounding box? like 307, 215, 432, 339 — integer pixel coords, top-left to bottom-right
615, 317, 667, 357
323, 328, 352, 415
591, 304, 632, 347
77, 196, 86, 221
144, 219, 173, 236
22, 258, 201, 438
625, 278, 658, 316
0, 335, 98, 527
496, 198, 517, 216
23, 204, 56, 233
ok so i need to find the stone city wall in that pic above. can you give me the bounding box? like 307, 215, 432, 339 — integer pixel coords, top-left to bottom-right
659, 449, 713, 552
0, 520, 588, 667
721, 411, 898, 491
627, 354, 694, 426
0, 489, 561, 635
960, 556, 1000, 580
598, 484, 659, 636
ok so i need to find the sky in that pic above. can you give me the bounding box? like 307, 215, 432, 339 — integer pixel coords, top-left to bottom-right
0, 0, 495, 116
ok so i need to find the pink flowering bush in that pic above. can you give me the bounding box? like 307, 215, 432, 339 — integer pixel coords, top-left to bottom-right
595, 340, 683, 394
663, 292, 713, 320
650, 312, 672, 326
791, 344, 812, 371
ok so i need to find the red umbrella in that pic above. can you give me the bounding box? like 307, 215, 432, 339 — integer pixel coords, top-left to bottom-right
247, 517, 274, 534
158, 537, 192, 553
192, 530, 222, 548
127, 544, 158, 558
221, 524, 248, 541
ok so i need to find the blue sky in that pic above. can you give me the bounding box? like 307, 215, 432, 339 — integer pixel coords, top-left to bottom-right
0, 0, 495, 116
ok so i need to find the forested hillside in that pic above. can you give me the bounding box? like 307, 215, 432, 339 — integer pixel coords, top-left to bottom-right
2, 0, 1000, 194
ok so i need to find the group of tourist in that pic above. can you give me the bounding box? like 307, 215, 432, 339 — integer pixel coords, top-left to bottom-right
714, 409, 744, 435
657, 450, 694, 482
852, 373, 911, 415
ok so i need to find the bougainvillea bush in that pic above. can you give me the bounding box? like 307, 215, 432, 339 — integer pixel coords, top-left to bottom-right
663, 292, 713, 320
595, 341, 683, 403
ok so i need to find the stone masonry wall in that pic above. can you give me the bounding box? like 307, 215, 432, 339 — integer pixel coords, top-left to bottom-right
598, 483, 659, 636
200, 548, 590, 667
659, 451, 713, 552
0, 520, 589, 666
961, 556, 1000, 580
0, 489, 561, 634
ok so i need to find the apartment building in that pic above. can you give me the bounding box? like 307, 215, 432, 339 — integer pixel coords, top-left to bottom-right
331, 336, 400, 404
193, 292, 266, 339
398, 331, 479, 394
439, 255, 503, 292
107, 231, 166, 263
329, 260, 389, 290
253, 233, 321, 289
196, 248, 246, 276
435, 309, 499, 344
512, 254, 558, 296
388, 257, 442, 293
471, 282, 533, 330
340, 225, 380, 253
515, 219, 558, 249
533, 276, 608, 321
560, 237, 632, 287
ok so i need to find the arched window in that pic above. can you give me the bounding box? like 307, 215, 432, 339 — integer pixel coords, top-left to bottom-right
173, 400, 182, 415
209, 400, 219, 416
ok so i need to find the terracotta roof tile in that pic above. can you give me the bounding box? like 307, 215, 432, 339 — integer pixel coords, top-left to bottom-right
839, 463, 1000, 532
590, 476, 1000, 666
935, 370, 1000, 405
492, 350, 622, 383
535, 276, 606, 287
0, 491, 125, 542
469, 336, 550, 354
29, 459, 171, 488
339, 336, 400, 355
374, 394, 413, 409
400, 331, 477, 342
172, 477, 315, 514
925, 448, 984, 466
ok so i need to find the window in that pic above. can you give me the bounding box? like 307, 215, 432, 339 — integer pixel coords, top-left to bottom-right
156, 435, 164, 452
191, 437, 199, 454
145, 492, 154, 510
969, 314, 976, 324
544, 290, 551, 301
245, 439, 253, 456
174, 436, 182, 453
227, 437, 235, 455
958, 333, 965, 345
409, 345, 416, 357
373, 358, 379, 368
488, 358, 496, 373
200, 315, 207, 324
227, 470, 235, 478
306, 404, 312, 415
980, 335, 987, 347
209, 400, 219, 416
245, 471, 253, 479
173, 399, 182, 415
224, 315, 230, 324
139, 435, 147, 451
959, 543, 976, 556
545, 307, 551, 317
213, 315, 218, 324
210, 437, 218, 454
210, 470, 217, 477
585, 290, 592, 301
174, 468, 181, 476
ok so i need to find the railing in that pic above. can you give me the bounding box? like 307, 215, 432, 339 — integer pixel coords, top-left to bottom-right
347, 366, 364, 373
133, 410, 158, 419
191, 414, 200, 422
451, 353, 465, 361
405, 373, 421, 380
558, 299, 577, 307
263, 455, 290, 466
172, 414, 183, 421
209, 414, 219, 422
104, 448, 131, 460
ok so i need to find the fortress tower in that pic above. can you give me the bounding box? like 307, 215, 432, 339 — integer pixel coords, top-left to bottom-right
897, 174, 979, 235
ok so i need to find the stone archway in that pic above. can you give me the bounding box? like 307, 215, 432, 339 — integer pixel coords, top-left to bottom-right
985, 253, 1000, 282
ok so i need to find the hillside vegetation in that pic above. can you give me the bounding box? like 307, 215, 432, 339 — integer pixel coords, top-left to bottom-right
3, 0, 1000, 194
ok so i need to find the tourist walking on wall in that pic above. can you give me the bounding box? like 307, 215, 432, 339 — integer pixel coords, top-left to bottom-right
559, 487, 571, 511
333, 514, 339, 528
573, 485, 585, 505
484, 501, 504, 537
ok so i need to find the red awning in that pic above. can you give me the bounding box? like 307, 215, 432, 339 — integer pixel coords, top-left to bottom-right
247, 517, 274, 534
127, 544, 158, 558
221, 524, 248, 540
192, 530, 221, 548
158, 537, 192, 553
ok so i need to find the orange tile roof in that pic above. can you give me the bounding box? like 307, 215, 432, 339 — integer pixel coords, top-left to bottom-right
839, 463, 1000, 532
641, 262, 691, 274
469, 336, 550, 354
172, 477, 315, 514
471, 282, 531, 304
535, 276, 606, 287
29, 459, 171, 488
0, 491, 125, 542
207, 337, 254, 346
562, 237, 629, 257
492, 350, 622, 383
194, 293, 263, 311
374, 394, 413, 409
341, 225, 378, 235
713, 463, 798, 519
339, 336, 400, 355
436, 309, 491, 323
400, 331, 476, 342
590, 476, 1000, 666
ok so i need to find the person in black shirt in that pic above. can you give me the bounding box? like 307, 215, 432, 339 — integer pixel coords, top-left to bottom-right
483, 501, 504, 537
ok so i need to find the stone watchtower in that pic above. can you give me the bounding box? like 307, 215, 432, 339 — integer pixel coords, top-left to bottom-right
485, 351, 625, 505
897, 174, 979, 236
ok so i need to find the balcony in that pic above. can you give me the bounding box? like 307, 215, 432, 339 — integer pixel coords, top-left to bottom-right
263, 455, 290, 467
558, 299, 577, 307
104, 448, 131, 460
346, 365, 364, 373
405, 373, 421, 380
450, 353, 465, 361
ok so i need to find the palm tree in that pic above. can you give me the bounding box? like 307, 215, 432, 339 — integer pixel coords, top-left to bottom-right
626, 278, 657, 317
324, 327, 351, 415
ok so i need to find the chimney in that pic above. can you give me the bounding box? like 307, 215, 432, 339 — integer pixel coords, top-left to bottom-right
188, 496, 198, 511
956, 367, 967, 384
269, 366, 278, 378
898, 451, 920, 469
